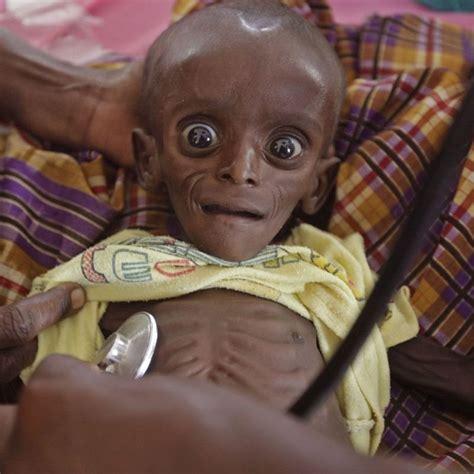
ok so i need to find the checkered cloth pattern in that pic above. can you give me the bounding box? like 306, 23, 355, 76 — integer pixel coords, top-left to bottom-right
0, 0, 472, 469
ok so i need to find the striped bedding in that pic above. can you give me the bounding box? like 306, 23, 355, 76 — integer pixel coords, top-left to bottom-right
0, 0, 473, 469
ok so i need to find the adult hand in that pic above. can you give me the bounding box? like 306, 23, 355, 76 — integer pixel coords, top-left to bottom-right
85, 61, 144, 168
0, 28, 143, 168
1, 355, 422, 473
389, 336, 474, 414
0, 284, 85, 382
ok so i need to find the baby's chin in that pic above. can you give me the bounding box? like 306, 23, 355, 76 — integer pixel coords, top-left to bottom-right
192, 236, 269, 263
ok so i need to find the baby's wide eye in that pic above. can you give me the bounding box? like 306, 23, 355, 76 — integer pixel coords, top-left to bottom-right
268, 136, 303, 160
182, 123, 218, 149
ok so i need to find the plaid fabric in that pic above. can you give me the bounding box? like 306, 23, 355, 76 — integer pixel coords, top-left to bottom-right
1, 0, 472, 469
0, 128, 176, 305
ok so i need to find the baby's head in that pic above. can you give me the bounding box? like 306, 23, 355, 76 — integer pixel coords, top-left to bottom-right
133, 0, 345, 261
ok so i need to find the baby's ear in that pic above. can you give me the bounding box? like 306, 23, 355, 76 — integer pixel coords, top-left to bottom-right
132, 128, 161, 191
300, 149, 340, 215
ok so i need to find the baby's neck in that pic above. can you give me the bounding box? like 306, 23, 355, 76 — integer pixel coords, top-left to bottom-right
165, 214, 301, 253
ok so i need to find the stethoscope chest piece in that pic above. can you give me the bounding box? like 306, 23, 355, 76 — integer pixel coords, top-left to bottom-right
95, 311, 158, 379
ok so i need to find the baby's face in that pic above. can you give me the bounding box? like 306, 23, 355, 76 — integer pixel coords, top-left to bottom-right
138, 34, 338, 261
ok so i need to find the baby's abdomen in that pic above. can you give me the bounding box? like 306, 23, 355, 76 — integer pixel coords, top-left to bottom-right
101, 289, 321, 410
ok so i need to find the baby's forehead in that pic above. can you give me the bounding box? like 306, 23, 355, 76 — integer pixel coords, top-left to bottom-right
146, 2, 340, 82
148, 27, 338, 100
141, 3, 345, 137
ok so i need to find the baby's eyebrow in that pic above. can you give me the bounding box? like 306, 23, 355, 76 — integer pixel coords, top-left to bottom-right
170, 98, 323, 135
169, 97, 237, 117
265, 111, 323, 133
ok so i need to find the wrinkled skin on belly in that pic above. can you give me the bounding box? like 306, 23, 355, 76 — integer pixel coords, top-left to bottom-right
102, 289, 348, 443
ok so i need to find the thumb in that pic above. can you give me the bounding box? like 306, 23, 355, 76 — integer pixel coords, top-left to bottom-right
23, 282, 84, 324
30, 354, 100, 384
0, 283, 86, 348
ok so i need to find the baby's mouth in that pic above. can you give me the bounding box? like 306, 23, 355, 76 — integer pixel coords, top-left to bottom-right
201, 204, 264, 220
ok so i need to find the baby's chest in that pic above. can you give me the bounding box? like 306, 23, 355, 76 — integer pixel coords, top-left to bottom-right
101, 289, 322, 408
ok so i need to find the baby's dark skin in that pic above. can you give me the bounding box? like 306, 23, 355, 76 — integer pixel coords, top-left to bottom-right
103, 1, 348, 443
102, 290, 347, 444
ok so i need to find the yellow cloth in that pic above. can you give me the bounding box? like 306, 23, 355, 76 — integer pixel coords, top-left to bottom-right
22, 224, 418, 455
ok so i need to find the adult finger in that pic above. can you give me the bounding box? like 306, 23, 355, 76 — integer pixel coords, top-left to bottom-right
0, 283, 85, 348
29, 354, 100, 385
0, 341, 37, 383
0, 405, 16, 461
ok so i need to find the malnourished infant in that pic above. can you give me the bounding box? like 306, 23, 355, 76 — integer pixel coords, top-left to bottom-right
23, 0, 418, 455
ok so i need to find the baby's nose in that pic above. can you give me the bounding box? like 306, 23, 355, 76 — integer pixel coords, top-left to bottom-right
216, 147, 260, 186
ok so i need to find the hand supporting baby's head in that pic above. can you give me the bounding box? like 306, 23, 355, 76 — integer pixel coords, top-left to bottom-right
133, 0, 345, 261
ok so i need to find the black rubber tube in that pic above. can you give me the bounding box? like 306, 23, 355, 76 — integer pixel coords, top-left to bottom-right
289, 79, 474, 418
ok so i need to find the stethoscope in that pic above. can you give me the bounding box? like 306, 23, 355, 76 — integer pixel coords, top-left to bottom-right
95, 311, 157, 379
96, 78, 474, 418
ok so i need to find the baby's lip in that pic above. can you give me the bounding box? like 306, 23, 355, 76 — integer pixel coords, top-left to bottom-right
199, 201, 265, 220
